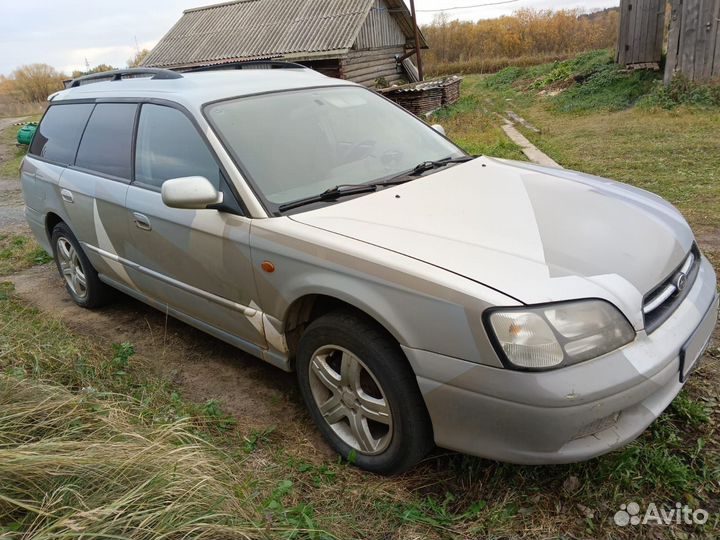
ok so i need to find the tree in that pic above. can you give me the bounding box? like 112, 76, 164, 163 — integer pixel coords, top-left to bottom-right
71, 64, 117, 79
10, 64, 66, 103
127, 49, 150, 68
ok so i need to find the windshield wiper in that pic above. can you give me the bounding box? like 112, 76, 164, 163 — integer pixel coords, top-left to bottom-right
278, 156, 475, 213
374, 156, 476, 188
278, 184, 378, 212
411, 156, 476, 175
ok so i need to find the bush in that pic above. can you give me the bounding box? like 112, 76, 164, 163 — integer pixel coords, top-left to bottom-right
640, 75, 720, 109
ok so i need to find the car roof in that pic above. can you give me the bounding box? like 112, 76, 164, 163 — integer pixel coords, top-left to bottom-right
51, 68, 356, 110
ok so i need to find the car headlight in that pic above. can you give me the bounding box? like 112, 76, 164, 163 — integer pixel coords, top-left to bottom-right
486, 300, 635, 371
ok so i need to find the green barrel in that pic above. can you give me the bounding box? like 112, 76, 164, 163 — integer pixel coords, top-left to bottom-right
17, 123, 38, 146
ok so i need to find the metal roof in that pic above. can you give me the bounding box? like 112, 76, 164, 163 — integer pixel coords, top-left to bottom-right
143, 0, 426, 70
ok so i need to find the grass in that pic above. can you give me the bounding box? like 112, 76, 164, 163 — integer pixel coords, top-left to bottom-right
0, 114, 40, 178
0, 233, 52, 276
1, 50, 720, 538
426, 52, 577, 78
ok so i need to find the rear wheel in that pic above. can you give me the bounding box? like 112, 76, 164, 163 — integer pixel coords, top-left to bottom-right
296, 310, 433, 474
51, 222, 110, 308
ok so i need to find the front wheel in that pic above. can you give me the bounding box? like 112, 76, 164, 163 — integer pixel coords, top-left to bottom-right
296, 310, 434, 475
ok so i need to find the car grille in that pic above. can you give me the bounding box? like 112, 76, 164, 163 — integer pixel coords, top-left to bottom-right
643, 245, 700, 334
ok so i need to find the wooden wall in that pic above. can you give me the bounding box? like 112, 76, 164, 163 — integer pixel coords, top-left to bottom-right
355, 0, 407, 50
665, 0, 720, 82
616, 0, 667, 66
341, 46, 406, 87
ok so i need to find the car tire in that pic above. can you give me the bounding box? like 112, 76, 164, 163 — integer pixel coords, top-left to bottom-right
296, 309, 434, 475
51, 222, 111, 309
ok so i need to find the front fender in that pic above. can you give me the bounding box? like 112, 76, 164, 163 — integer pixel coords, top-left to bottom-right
250, 218, 517, 367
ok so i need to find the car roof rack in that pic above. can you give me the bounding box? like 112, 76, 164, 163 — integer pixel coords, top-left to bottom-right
66, 68, 183, 89
186, 60, 307, 73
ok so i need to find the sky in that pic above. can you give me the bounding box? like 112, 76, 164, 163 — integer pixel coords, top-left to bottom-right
0, 0, 619, 76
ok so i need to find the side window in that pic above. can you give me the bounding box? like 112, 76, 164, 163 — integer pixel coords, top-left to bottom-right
135, 104, 221, 189
29, 103, 94, 165
75, 103, 137, 179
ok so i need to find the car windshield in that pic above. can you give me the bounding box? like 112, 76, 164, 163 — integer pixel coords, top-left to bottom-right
204, 86, 464, 211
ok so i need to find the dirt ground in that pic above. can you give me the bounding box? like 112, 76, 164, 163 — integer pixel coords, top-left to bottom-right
7, 263, 335, 456
0, 117, 30, 233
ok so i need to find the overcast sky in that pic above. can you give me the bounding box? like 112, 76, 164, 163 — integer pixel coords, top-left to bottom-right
0, 0, 619, 76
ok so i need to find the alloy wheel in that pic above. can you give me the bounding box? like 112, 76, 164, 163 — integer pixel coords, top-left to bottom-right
308, 345, 393, 455
56, 237, 88, 299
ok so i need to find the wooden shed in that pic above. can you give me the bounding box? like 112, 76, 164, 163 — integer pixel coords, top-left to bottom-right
616, 0, 667, 68
665, 0, 720, 82
142, 0, 427, 87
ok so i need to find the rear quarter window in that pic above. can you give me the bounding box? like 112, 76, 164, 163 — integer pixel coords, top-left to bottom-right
29, 103, 94, 165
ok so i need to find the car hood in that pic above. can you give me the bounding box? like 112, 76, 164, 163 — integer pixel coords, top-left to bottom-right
290, 157, 694, 329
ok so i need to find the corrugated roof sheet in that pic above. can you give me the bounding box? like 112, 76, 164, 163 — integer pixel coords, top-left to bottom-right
143, 0, 398, 69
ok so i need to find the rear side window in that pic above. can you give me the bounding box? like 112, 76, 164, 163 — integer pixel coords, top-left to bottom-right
75, 103, 137, 179
29, 104, 94, 165
135, 104, 220, 189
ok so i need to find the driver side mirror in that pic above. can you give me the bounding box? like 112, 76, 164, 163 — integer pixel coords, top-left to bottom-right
161, 176, 223, 210
432, 124, 446, 136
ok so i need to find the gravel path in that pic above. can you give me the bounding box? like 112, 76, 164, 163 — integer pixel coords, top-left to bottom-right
0, 116, 29, 234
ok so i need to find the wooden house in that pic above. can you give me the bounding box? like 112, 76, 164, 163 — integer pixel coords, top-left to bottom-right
142, 0, 427, 87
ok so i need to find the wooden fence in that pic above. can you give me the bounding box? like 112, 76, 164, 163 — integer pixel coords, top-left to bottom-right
665, 0, 720, 82
617, 0, 667, 66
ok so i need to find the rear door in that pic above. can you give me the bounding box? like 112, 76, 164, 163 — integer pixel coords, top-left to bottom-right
124, 103, 265, 348
59, 102, 138, 287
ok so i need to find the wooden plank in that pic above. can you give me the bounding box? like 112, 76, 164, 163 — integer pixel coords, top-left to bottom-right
642, 0, 652, 61
617, 0, 632, 64
630, 0, 644, 64
665, 0, 683, 83
681, 0, 700, 79
344, 63, 400, 80
701, 0, 720, 79
647, 0, 664, 62
343, 55, 399, 72
695, 0, 712, 79
652, 0, 667, 64
345, 46, 404, 60
714, 0, 720, 76
639, 0, 651, 62
351, 70, 405, 86
355, 0, 406, 49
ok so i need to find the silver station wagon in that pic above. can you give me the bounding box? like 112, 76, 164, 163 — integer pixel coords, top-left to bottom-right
21, 65, 718, 474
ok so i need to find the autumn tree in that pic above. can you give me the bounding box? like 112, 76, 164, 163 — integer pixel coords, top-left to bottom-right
422, 8, 620, 73
71, 64, 117, 79
127, 49, 150, 68
10, 64, 66, 103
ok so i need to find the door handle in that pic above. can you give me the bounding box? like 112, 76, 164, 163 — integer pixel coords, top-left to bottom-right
60, 189, 74, 204
132, 212, 152, 231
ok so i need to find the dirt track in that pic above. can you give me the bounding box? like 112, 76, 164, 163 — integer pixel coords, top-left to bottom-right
7, 263, 335, 455
0, 117, 29, 233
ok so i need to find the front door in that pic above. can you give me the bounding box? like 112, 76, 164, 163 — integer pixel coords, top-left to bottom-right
124, 103, 265, 348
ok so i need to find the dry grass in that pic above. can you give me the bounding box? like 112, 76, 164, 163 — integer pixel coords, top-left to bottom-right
0, 234, 52, 277
0, 378, 264, 540
427, 52, 576, 77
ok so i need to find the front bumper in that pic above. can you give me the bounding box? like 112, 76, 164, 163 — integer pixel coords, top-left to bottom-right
404, 256, 718, 465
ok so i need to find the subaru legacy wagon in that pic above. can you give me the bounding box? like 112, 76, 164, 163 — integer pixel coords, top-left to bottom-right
20, 66, 718, 474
